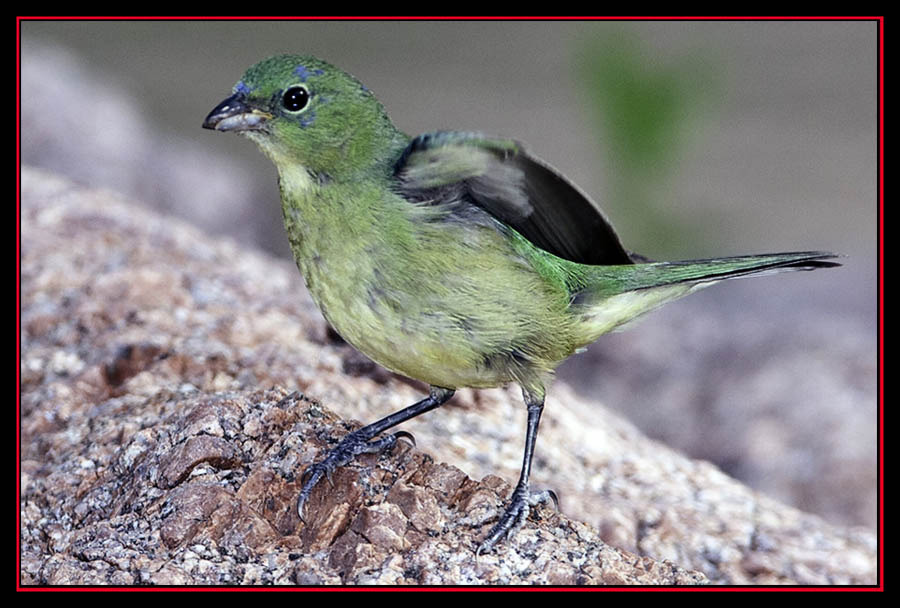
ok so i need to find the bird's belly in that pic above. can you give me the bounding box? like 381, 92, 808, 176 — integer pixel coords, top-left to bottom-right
300, 258, 510, 390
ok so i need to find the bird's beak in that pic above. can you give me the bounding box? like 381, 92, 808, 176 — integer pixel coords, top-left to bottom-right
202, 93, 272, 132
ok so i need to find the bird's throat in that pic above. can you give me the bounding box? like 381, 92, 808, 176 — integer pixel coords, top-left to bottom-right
277, 162, 318, 196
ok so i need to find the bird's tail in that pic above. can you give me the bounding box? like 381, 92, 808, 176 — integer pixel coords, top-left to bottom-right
574, 251, 841, 341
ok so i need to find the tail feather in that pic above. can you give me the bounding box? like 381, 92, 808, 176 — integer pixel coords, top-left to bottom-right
606, 251, 841, 293
575, 251, 841, 342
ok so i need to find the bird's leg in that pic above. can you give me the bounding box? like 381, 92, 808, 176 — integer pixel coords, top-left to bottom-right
476, 389, 556, 555
297, 385, 455, 520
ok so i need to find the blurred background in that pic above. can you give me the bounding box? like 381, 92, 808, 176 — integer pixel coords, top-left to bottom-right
20, 20, 878, 530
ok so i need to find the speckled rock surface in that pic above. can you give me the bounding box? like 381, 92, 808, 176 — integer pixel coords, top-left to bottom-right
19, 168, 876, 585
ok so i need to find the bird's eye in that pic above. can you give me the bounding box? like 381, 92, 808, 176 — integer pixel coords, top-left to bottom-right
282, 85, 310, 112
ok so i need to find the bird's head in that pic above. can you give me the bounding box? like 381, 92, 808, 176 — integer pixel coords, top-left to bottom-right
203, 55, 403, 181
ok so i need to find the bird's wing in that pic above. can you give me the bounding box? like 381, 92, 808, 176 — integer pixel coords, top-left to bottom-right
393, 131, 634, 266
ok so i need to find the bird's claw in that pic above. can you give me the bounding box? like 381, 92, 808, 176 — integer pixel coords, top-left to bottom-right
392, 430, 416, 447
296, 429, 402, 521
475, 487, 558, 556
545, 489, 559, 511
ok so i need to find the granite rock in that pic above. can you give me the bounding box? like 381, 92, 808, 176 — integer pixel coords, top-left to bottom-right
19, 168, 875, 586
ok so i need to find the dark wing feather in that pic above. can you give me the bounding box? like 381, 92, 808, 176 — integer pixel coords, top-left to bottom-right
393, 131, 634, 266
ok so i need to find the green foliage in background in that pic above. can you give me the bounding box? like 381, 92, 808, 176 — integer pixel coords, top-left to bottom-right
576, 33, 721, 257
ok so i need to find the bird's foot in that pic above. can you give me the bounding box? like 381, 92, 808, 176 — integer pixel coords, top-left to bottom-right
296, 428, 412, 521
475, 485, 558, 555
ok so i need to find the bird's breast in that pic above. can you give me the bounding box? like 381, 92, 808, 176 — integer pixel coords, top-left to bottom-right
282, 184, 575, 390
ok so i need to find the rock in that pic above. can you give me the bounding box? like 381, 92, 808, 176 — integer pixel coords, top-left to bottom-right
19, 168, 875, 585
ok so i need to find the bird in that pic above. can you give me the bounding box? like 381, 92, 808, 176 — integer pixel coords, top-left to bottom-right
202, 54, 840, 554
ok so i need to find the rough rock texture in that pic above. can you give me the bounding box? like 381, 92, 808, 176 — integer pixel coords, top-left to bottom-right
19, 168, 876, 586
561, 286, 876, 530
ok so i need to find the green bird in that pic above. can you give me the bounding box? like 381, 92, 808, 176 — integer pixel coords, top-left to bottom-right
203, 55, 839, 554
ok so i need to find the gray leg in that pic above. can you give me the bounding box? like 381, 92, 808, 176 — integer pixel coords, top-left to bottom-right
476, 389, 556, 555
297, 386, 455, 520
